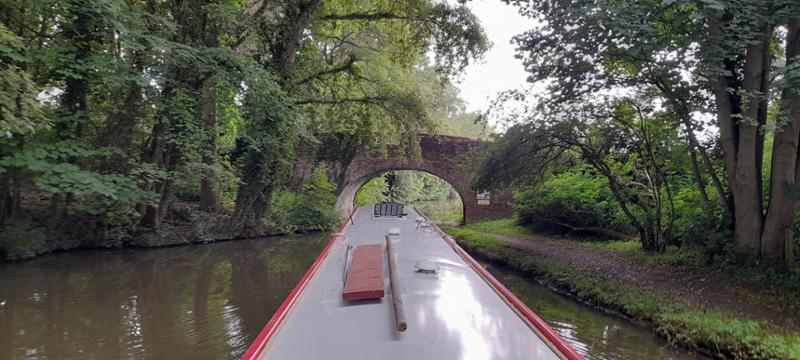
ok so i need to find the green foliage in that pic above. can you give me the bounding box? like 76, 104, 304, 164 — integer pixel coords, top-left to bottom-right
354, 170, 463, 221
0, 0, 488, 257
270, 170, 339, 233
0, 141, 159, 225
497, 0, 800, 266
514, 166, 634, 235
440, 226, 504, 251
232, 66, 299, 227
129, 225, 187, 248
413, 198, 463, 222
657, 312, 800, 360
354, 176, 388, 206
672, 186, 734, 262
0, 223, 47, 259
460, 218, 534, 238
414, 66, 492, 139
384, 171, 458, 203
0, 24, 45, 137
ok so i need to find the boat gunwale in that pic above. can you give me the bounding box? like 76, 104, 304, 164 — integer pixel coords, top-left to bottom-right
241, 208, 359, 360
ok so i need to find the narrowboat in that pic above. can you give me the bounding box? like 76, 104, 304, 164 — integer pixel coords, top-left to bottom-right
242, 205, 584, 360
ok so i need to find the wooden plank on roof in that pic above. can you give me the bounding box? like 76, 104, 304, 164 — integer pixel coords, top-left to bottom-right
343, 245, 385, 301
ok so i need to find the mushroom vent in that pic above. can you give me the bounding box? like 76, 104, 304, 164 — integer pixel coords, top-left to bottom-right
387, 227, 401, 236
414, 260, 439, 274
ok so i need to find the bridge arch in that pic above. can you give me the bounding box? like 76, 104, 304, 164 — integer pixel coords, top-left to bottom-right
337, 169, 467, 222
333, 135, 513, 223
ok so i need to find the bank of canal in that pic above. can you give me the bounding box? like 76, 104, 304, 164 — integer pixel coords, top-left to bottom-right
0, 231, 705, 359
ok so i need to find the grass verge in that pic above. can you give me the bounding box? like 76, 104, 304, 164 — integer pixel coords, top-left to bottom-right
442, 225, 800, 360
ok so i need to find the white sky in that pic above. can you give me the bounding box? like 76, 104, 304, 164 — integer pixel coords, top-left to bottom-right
455, 0, 532, 113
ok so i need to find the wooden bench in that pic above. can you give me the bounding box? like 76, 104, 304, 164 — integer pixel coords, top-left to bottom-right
342, 245, 385, 301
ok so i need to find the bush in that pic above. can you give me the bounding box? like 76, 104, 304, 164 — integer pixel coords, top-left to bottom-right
129, 225, 188, 247
514, 166, 633, 236
0, 223, 47, 259
270, 169, 340, 233
672, 186, 734, 262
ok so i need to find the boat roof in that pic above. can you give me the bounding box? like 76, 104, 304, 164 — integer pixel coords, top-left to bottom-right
257, 207, 564, 360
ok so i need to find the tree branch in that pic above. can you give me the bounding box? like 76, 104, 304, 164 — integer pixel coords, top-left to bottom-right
295, 56, 358, 85
318, 12, 412, 21
294, 96, 390, 105
541, 218, 635, 241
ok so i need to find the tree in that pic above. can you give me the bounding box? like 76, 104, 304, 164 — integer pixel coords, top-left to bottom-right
0, 0, 489, 257
476, 93, 679, 251
502, 0, 800, 268
231, 0, 488, 221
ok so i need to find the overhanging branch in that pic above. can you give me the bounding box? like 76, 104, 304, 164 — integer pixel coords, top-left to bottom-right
318, 12, 413, 21
294, 96, 390, 105
295, 56, 358, 85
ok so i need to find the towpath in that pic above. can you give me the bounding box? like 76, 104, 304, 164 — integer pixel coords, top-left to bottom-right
474, 230, 800, 330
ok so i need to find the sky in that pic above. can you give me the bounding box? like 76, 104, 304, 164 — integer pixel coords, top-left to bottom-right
455, 0, 533, 113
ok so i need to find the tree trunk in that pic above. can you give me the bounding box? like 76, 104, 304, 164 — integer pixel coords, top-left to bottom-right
273, 0, 323, 78
682, 114, 729, 211
0, 140, 23, 223
657, 76, 730, 213
58, 0, 96, 138
688, 148, 711, 207
731, 21, 771, 257
234, 151, 269, 224
140, 114, 168, 228
585, 154, 646, 243
761, 17, 799, 268
232, 0, 320, 224
541, 218, 634, 240
199, 76, 218, 212
693, 134, 730, 212
709, 10, 770, 259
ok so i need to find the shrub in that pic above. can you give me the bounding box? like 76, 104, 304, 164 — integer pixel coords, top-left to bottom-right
129, 225, 187, 247
672, 186, 734, 262
270, 169, 339, 233
0, 223, 47, 259
514, 166, 633, 236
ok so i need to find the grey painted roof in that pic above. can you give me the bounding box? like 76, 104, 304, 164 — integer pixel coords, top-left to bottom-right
259, 207, 560, 360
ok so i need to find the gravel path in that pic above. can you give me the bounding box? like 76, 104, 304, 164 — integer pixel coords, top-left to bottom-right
482, 231, 799, 329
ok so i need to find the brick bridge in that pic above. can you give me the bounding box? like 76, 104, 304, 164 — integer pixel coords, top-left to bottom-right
332, 134, 513, 223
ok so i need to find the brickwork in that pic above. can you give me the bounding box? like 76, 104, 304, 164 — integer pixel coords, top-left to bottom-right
332, 134, 514, 223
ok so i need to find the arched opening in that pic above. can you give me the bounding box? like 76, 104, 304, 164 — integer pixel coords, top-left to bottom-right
348, 170, 465, 224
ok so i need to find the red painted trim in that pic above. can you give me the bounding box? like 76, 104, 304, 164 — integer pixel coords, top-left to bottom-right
241, 208, 359, 360
430, 222, 586, 360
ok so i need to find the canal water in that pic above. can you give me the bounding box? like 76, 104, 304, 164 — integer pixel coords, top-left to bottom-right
0, 233, 704, 360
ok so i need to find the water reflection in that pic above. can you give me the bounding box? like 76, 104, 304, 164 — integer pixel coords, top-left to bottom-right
0, 233, 328, 360
484, 263, 707, 360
